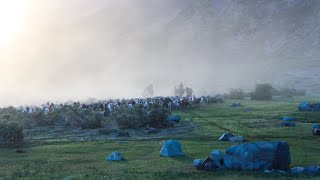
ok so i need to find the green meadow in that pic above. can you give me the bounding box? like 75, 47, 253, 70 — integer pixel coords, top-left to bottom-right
1, 97, 320, 179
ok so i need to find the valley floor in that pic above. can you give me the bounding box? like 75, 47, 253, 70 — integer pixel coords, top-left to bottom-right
1, 97, 320, 179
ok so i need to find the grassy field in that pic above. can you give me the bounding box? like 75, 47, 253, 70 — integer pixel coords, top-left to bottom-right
1, 97, 320, 179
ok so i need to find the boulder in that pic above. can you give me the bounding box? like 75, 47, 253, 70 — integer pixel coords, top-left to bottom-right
209, 150, 224, 168
218, 132, 235, 141
291, 167, 305, 174
160, 140, 184, 157
106, 151, 124, 161
299, 102, 311, 111
223, 141, 291, 171
304, 166, 320, 174
313, 124, 320, 129
193, 159, 204, 170
167, 115, 181, 123
230, 103, 242, 108
282, 117, 296, 121
229, 136, 245, 142
280, 121, 296, 127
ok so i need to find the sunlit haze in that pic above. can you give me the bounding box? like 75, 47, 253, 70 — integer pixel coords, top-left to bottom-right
0, 0, 319, 106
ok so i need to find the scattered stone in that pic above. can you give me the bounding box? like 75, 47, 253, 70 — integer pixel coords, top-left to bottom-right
160, 140, 184, 157
167, 115, 181, 123
146, 127, 159, 134
229, 136, 245, 142
282, 117, 296, 121
291, 167, 305, 174
304, 165, 320, 174
106, 151, 124, 161
209, 150, 224, 168
230, 103, 242, 108
299, 102, 320, 112
218, 132, 235, 141
280, 121, 296, 127
16, 149, 25, 154
299, 102, 311, 111
223, 141, 291, 171
193, 159, 204, 170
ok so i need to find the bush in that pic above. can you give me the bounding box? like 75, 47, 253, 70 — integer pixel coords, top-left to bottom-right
81, 112, 103, 129
146, 104, 170, 128
228, 89, 245, 100
32, 112, 54, 126
251, 83, 273, 100
111, 105, 147, 129
110, 104, 171, 129
0, 120, 24, 142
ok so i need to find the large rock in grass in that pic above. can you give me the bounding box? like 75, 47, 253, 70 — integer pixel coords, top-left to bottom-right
282, 117, 296, 121
224, 141, 291, 171
313, 124, 320, 129
299, 102, 311, 111
160, 140, 184, 157
106, 151, 124, 161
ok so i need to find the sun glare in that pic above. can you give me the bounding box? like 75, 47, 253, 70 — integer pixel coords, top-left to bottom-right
0, 1, 30, 47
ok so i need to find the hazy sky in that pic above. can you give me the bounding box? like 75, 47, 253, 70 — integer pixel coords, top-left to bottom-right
0, 0, 317, 106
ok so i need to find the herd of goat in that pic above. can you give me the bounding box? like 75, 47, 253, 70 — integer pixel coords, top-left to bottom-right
16, 95, 224, 116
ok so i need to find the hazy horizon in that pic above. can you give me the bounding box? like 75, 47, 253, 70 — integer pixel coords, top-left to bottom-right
0, 0, 319, 106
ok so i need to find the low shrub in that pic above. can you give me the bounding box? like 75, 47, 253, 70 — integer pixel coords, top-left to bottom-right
111, 105, 147, 129
81, 112, 103, 129
146, 104, 170, 128
0, 120, 24, 142
110, 104, 171, 129
251, 83, 273, 100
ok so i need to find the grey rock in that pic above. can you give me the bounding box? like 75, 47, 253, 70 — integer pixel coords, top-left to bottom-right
160, 140, 184, 157
106, 151, 124, 161
224, 141, 291, 171
193, 159, 203, 168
